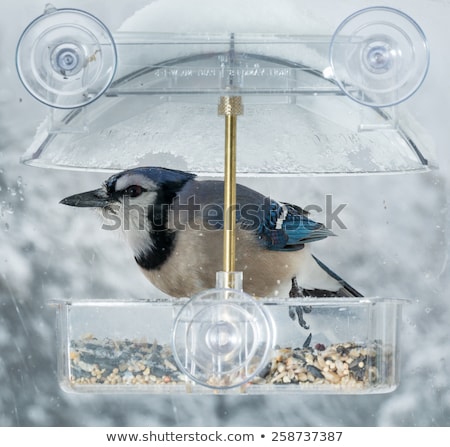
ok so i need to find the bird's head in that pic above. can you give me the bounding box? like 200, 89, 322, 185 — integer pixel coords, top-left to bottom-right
61, 167, 195, 211
60, 167, 196, 257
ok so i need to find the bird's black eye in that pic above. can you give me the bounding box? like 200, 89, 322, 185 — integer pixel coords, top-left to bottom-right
123, 185, 145, 198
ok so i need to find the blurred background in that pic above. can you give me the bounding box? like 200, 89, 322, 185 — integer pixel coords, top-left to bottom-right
0, 0, 449, 426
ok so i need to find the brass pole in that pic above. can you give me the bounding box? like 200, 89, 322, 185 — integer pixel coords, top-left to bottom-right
218, 96, 243, 286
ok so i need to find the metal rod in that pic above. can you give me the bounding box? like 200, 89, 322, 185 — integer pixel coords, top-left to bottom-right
218, 96, 243, 285
223, 112, 237, 273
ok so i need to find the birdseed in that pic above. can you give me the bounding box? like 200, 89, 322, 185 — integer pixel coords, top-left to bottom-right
255, 341, 389, 388
69, 337, 185, 386
68, 336, 389, 389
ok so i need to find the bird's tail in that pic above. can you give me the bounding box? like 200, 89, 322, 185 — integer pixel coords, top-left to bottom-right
295, 254, 363, 298
312, 255, 362, 297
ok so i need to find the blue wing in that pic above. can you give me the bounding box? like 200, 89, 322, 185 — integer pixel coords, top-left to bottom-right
184, 181, 333, 251
256, 200, 334, 251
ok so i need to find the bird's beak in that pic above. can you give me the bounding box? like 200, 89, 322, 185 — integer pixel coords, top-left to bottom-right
59, 188, 112, 208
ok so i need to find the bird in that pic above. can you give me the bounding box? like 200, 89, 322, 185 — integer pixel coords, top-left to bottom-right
60, 166, 362, 327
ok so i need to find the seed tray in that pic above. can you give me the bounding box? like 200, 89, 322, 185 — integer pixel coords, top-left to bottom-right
52, 297, 403, 394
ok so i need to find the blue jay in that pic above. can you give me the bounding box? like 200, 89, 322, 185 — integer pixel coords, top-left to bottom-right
60, 167, 361, 324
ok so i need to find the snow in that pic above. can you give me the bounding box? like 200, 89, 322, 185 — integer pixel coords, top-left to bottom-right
119, 0, 333, 34
0, 0, 449, 427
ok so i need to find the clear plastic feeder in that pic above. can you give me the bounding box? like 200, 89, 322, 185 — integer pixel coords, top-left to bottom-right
17, 7, 425, 395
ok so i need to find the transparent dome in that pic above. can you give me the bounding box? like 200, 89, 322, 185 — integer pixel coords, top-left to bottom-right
21, 32, 433, 175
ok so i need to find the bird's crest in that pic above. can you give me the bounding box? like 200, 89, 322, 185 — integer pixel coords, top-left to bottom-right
105, 167, 196, 193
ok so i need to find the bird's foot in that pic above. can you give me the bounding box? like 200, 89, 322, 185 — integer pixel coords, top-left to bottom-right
288, 277, 312, 330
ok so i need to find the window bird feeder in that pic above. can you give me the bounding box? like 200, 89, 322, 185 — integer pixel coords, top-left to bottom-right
16, 4, 430, 393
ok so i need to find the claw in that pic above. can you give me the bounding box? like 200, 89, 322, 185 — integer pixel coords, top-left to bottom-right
289, 305, 310, 329
288, 306, 296, 321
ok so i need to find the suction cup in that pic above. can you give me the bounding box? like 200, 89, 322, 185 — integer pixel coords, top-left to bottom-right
16, 6, 117, 109
172, 286, 273, 389
329, 6, 429, 107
